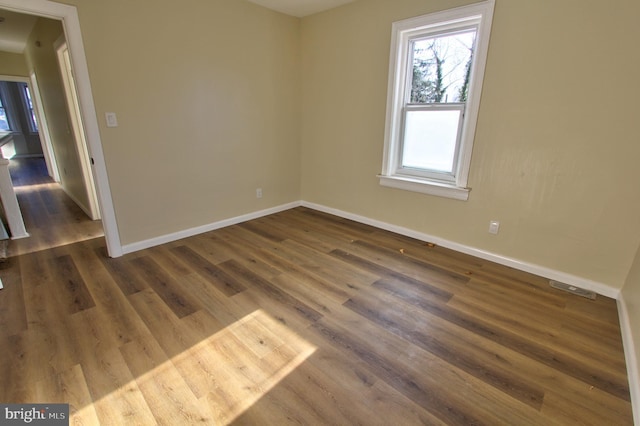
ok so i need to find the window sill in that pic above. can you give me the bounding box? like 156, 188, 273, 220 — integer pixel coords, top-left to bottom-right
378, 174, 470, 201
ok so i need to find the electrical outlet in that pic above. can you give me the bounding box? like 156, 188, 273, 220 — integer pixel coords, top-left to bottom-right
256, 188, 263, 199
488, 220, 500, 235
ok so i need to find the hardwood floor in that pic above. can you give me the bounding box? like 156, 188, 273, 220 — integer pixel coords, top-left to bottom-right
0, 158, 633, 424
6, 157, 104, 257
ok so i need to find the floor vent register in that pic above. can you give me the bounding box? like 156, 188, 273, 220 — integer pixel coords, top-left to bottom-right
549, 280, 597, 300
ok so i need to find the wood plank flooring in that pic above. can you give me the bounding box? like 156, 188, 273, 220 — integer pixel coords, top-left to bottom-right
0, 158, 633, 425
6, 157, 104, 257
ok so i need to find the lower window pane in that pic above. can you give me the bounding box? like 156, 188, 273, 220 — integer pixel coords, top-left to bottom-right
402, 109, 461, 173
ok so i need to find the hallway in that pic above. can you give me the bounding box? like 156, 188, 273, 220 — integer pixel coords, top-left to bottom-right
7, 156, 103, 256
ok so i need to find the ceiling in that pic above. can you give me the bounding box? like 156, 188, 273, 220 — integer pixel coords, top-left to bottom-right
247, 0, 356, 17
0, 8, 37, 53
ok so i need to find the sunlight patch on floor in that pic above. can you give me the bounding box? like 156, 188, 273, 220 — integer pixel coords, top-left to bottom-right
12, 182, 60, 192
7, 180, 105, 256
9, 226, 105, 257
83, 309, 317, 425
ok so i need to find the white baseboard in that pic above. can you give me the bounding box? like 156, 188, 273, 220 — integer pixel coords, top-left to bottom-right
304, 202, 638, 417
61, 184, 95, 220
121, 201, 301, 254
618, 297, 640, 424
117, 199, 634, 416
301, 201, 619, 299
120, 199, 619, 298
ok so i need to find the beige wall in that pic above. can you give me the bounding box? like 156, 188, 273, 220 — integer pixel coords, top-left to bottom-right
300, 0, 640, 289
0, 51, 27, 76
43, 0, 639, 287
53, 0, 301, 245
24, 17, 91, 211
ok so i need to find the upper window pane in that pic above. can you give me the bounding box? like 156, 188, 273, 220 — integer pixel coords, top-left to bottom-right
410, 30, 476, 104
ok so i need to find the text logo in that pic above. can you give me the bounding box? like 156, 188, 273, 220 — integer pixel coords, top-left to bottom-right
0, 404, 68, 425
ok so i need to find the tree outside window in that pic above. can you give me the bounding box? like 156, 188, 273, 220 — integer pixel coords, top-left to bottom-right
410, 31, 476, 104
379, 0, 495, 200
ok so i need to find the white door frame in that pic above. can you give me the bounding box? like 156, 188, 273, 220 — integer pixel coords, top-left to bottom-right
54, 36, 100, 220
0, 0, 122, 256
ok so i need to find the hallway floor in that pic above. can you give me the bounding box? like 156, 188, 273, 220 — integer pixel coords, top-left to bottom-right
7, 156, 104, 257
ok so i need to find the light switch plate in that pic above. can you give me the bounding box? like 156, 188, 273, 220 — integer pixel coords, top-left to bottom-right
488, 220, 500, 235
105, 112, 118, 128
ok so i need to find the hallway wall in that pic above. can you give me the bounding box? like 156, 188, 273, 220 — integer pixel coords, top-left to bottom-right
23, 17, 91, 214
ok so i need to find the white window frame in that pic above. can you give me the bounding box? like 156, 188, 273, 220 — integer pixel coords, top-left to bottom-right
379, 0, 495, 201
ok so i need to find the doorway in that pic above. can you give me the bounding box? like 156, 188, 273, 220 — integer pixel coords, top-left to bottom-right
0, 0, 121, 256
0, 78, 41, 159
0, 75, 58, 179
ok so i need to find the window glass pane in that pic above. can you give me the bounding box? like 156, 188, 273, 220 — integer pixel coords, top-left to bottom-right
410, 30, 476, 104
30, 111, 38, 131
21, 85, 38, 132
402, 109, 461, 173
0, 109, 8, 131
0, 95, 9, 131
23, 85, 32, 108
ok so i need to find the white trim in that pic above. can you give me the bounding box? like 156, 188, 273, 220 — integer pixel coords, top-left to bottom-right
0, 0, 123, 257
301, 200, 620, 299
380, 0, 495, 199
378, 174, 470, 200
116, 197, 636, 419
0, 76, 28, 83
121, 198, 620, 299
62, 183, 95, 220
121, 202, 302, 255
618, 296, 640, 425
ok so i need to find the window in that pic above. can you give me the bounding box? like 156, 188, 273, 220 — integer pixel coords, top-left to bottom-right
0, 92, 9, 132
379, 0, 495, 200
20, 83, 38, 132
